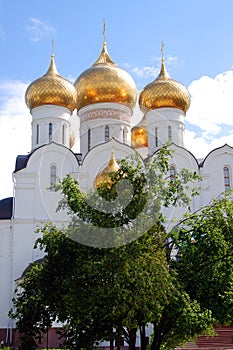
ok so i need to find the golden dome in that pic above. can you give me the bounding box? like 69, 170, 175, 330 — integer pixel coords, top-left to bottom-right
94, 149, 120, 189
25, 54, 77, 112
139, 56, 191, 114
69, 130, 75, 148
74, 42, 137, 111
131, 115, 148, 149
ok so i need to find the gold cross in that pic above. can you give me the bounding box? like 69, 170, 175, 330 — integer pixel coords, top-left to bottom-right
161, 40, 165, 59
103, 19, 106, 42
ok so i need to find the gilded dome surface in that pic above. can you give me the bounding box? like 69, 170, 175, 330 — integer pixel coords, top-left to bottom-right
94, 149, 120, 189
25, 55, 77, 112
139, 58, 190, 113
131, 115, 148, 149
74, 42, 137, 111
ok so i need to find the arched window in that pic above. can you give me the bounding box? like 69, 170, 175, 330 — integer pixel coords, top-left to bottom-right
123, 127, 127, 143
62, 125, 65, 145
223, 166, 231, 191
168, 126, 172, 142
105, 125, 109, 141
49, 123, 53, 142
155, 127, 158, 147
88, 128, 91, 151
50, 165, 56, 191
170, 165, 176, 183
36, 124, 39, 144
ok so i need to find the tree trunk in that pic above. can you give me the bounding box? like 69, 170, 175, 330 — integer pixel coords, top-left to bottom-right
150, 326, 163, 350
128, 328, 137, 350
110, 325, 114, 350
140, 323, 147, 350
150, 336, 162, 350
116, 336, 121, 350
116, 323, 122, 350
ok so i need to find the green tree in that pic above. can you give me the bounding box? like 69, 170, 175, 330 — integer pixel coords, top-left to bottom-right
11, 147, 209, 350
149, 194, 233, 350
170, 194, 233, 325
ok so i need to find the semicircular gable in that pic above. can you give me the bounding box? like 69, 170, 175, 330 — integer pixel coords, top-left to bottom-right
201, 144, 233, 167
80, 138, 140, 191
16, 142, 80, 175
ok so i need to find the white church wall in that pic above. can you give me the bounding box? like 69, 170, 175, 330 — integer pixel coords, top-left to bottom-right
162, 145, 200, 231
0, 221, 12, 327
200, 145, 233, 207
13, 143, 79, 221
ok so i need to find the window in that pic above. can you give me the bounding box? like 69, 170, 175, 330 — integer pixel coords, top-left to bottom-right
155, 127, 158, 147
168, 126, 172, 142
224, 166, 231, 191
50, 165, 56, 190
105, 125, 109, 141
36, 124, 39, 144
123, 127, 127, 143
88, 128, 91, 151
170, 165, 176, 183
49, 123, 53, 142
62, 125, 65, 144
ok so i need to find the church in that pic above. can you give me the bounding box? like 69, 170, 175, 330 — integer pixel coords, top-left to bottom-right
0, 37, 233, 348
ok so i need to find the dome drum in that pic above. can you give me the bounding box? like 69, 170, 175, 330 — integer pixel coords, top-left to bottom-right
78, 103, 132, 124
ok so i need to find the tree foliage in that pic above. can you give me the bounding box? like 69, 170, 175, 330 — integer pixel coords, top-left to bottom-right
10, 147, 233, 350
170, 194, 233, 326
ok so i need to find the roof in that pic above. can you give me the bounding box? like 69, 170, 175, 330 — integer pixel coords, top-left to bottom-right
0, 197, 13, 220
14, 154, 30, 172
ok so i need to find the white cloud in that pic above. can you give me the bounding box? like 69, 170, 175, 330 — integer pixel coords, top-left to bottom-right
128, 55, 180, 81
26, 17, 55, 42
184, 70, 233, 158
184, 129, 233, 160
186, 71, 233, 135
152, 54, 179, 66
0, 80, 31, 199
130, 65, 159, 79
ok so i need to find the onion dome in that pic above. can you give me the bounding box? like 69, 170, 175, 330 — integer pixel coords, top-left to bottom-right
139, 54, 190, 114
25, 54, 77, 112
131, 115, 148, 149
74, 42, 137, 111
69, 130, 75, 148
94, 149, 120, 189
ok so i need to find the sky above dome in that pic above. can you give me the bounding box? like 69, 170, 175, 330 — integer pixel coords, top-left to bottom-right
0, 0, 233, 199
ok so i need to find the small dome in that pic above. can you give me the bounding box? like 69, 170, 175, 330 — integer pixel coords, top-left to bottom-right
74, 42, 137, 111
131, 115, 148, 149
139, 57, 190, 114
25, 54, 77, 112
94, 149, 120, 189
69, 130, 75, 148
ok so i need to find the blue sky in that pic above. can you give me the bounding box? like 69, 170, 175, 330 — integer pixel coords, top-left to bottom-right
1, 0, 233, 198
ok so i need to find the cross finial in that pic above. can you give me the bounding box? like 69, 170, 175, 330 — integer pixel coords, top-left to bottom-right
52, 37, 54, 57
161, 41, 165, 60
103, 18, 106, 42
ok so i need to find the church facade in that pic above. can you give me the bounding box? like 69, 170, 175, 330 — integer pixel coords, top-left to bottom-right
0, 40, 233, 348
